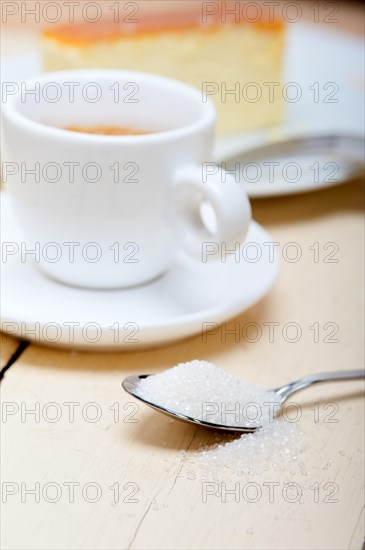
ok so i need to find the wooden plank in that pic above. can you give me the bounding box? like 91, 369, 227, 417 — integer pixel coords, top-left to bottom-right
1, 169, 364, 550
1, 345, 364, 550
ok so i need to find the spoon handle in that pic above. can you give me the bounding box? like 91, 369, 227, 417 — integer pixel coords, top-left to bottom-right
273, 369, 365, 404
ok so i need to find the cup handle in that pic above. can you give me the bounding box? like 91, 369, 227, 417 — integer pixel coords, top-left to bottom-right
167, 165, 252, 260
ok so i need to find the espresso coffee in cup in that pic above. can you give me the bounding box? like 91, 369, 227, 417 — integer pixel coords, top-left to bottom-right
65, 126, 152, 136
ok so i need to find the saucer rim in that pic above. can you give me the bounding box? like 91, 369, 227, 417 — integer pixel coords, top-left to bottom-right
1, 193, 279, 349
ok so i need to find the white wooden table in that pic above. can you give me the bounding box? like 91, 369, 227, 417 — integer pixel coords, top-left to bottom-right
1, 2, 364, 549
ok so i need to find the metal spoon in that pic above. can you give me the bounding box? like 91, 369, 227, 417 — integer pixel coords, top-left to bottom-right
122, 369, 365, 432
217, 133, 365, 197
220, 134, 365, 165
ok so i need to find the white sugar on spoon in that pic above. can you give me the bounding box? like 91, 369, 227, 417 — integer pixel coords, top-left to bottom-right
134, 360, 279, 429
123, 360, 363, 432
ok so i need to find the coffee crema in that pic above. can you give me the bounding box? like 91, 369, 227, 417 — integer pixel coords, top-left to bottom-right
65, 125, 151, 136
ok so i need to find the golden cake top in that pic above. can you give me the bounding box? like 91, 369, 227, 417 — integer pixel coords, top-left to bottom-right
43, 6, 284, 45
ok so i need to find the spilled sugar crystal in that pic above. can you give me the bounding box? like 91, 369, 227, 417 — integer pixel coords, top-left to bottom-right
188, 416, 303, 478
136, 360, 304, 478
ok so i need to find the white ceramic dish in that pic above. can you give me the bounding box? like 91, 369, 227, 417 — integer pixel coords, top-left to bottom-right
0, 194, 279, 350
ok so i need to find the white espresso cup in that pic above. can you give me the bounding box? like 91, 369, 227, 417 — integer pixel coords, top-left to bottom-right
2, 70, 251, 289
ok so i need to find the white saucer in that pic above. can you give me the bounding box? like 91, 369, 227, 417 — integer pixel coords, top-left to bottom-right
0, 194, 278, 350
1, 23, 363, 198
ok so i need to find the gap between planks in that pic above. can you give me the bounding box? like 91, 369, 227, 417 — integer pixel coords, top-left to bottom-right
0, 340, 30, 383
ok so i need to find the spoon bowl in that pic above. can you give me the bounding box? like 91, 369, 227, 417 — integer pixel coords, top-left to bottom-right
122, 369, 365, 432
122, 374, 256, 432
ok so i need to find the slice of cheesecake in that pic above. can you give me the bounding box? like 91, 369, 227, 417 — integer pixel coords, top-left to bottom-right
41, 4, 285, 135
